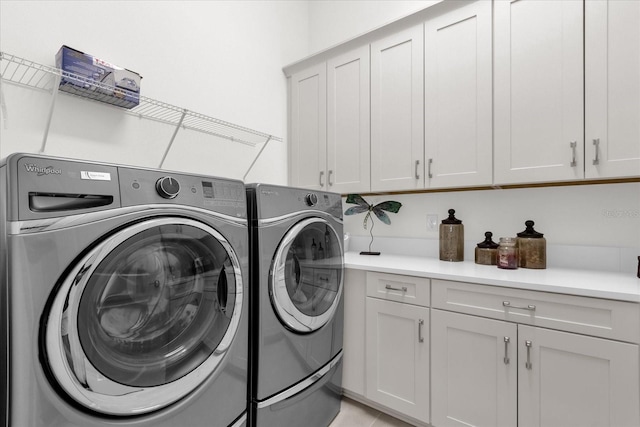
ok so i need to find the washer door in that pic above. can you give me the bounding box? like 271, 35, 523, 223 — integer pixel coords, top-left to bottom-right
44, 217, 243, 416
270, 217, 343, 333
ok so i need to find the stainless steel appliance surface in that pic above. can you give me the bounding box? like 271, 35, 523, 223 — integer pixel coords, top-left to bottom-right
1, 153, 249, 427
246, 184, 344, 427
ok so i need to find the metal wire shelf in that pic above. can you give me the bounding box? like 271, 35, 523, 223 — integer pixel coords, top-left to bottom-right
0, 51, 281, 171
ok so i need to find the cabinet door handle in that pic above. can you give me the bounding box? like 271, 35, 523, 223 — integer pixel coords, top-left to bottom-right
415, 160, 421, 179
319, 171, 325, 187
503, 336, 510, 365
328, 170, 333, 186
502, 301, 536, 311
592, 138, 600, 165
570, 141, 577, 167
525, 340, 533, 369
427, 158, 433, 179
385, 284, 408, 292
418, 319, 425, 343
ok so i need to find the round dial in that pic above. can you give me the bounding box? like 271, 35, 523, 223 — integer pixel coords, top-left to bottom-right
304, 193, 318, 206
156, 176, 180, 199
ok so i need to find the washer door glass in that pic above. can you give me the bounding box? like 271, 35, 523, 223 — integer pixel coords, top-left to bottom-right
45, 217, 244, 415
270, 218, 343, 333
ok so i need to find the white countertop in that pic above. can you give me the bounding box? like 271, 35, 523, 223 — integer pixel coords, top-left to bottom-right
345, 252, 640, 303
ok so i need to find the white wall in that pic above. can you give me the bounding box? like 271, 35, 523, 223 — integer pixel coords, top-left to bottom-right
307, 0, 439, 54
0, 0, 309, 183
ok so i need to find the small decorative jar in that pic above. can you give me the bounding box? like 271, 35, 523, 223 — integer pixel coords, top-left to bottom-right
517, 220, 546, 269
497, 237, 518, 269
439, 209, 464, 262
475, 232, 499, 265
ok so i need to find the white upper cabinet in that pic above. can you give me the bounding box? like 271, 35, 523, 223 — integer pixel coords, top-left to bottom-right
370, 24, 425, 192
494, 0, 584, 185
424, 0, 493, 188
585, 0, 640, 179
289, 63, 327, 191
327, 46, 371, 193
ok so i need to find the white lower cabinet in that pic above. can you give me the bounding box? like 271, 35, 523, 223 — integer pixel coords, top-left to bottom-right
365, 297, 429, 424
518, 325, 639, 427
431, 309, 517, 427
431, 279, 640, 427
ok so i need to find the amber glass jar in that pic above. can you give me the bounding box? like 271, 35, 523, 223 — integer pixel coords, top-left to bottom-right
517, 220, 546, 269
497, 237, 518, 269
439, 209, 464, 262
475, 232, 499, 265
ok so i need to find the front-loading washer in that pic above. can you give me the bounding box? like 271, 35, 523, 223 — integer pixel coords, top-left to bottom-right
0, 153, 249, 427
246, 184, 344, 427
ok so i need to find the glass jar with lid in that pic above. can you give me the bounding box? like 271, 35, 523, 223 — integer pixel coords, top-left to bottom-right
439, 209, 464, 262
517, 220, 546, 269
497, 237, 518, 269
475, 232, 499, 265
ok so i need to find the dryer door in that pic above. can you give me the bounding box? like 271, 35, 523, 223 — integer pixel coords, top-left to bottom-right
44, 217, 243, 416
270, 217, 343, 333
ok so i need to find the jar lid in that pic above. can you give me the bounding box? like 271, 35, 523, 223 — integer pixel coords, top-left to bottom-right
517, 220, 544, 238
441, 209, 462, 224
477, 231, 499, 249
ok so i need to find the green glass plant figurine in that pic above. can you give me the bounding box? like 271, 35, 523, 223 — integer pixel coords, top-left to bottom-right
344, 194, 402, 255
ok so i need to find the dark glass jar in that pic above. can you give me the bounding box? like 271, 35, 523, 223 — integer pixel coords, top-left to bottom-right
475, 232, 499, 265
439, 209, 464, 262
517, 220, 546, 269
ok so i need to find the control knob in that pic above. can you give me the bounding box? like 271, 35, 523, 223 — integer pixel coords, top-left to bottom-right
304, 193, 318, 206
156, 176, 180, 199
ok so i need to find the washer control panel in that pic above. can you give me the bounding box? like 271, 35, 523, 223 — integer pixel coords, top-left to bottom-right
155, 176, 180, 199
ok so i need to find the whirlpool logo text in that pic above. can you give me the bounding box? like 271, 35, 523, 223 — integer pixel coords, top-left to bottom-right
23, 163, 63, 176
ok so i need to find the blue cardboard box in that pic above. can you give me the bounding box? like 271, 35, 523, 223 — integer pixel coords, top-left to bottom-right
55, 45, 142, 109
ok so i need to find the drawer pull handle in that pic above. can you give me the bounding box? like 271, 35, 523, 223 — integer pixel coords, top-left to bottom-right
525, 340, 533, 369
502, 301, 536, 311
319, 171, 325, 187
503, 336, 510, 365
385, 285, 408, 292
418, 319, 425, 343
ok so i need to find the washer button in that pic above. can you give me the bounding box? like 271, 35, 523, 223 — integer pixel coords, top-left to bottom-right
156, 177, 180, 199
305, 193, 318, 206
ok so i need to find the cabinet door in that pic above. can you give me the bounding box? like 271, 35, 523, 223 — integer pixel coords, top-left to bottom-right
365, 297, 429, 423
424, 0, 492, 188
585, 0, 640, 179
494, 0, 584, 185
431, 310, 517, 427
342, 269, 366, 396
518, 325, 640, 427
370, 24, 424, 192
289, 63, 327, 190
327, 46, 370, 194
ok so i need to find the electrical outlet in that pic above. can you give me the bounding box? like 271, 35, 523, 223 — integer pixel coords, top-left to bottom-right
426, 214, 438, 231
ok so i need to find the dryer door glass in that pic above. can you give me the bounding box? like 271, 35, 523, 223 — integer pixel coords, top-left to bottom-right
270, 217, 343, 333
44, 217, 244, 415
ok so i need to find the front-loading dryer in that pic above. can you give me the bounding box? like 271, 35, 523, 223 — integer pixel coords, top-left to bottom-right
246, 184, 344, 427
0, 153, 249, 427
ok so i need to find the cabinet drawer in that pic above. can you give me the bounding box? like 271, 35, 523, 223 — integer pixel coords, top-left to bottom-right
432, 279, 639, 343
366, 272, 430, 307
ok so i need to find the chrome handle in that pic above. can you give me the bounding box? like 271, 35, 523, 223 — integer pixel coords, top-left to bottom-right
427, 158, 433, 178
503, 301, 536, 311
385, 284, 408, 292
570, 141, 577, 167
319, 171, 325, 187
328, 170, 333, 186
503, 336, 510, 365
525, 340, 532, 369
418, 319, 425, 343
415, 160, 420, 179
592, 138, 600, 165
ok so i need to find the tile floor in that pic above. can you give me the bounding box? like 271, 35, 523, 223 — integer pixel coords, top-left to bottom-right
329, 397, 414, 427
